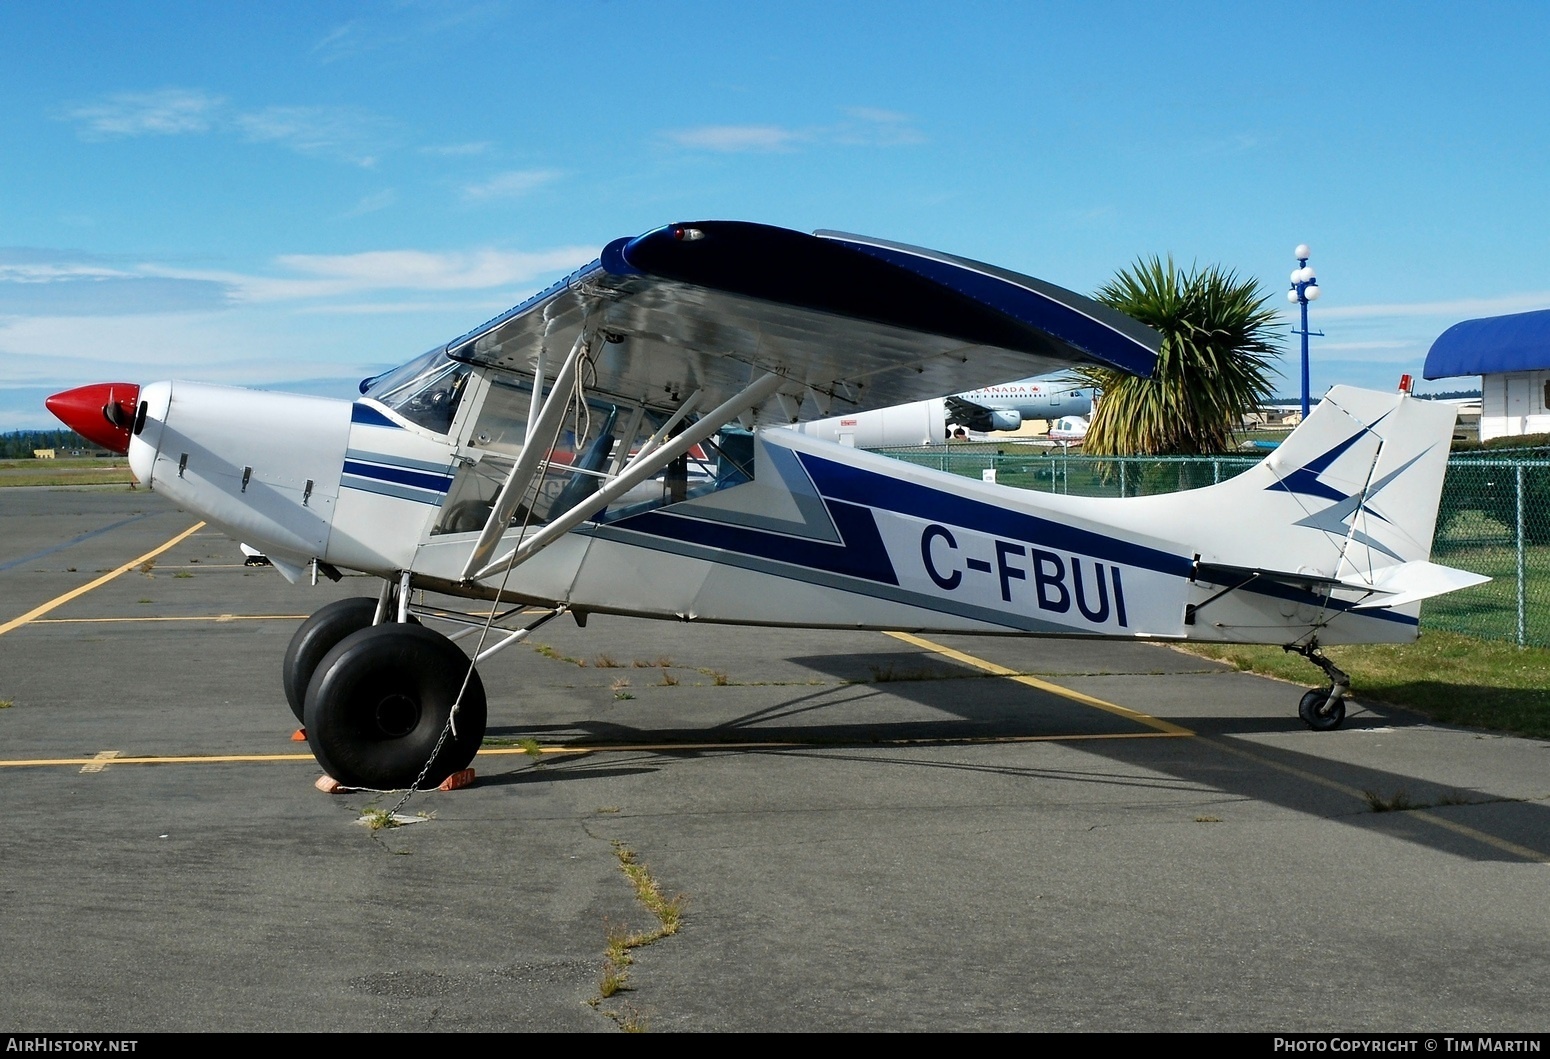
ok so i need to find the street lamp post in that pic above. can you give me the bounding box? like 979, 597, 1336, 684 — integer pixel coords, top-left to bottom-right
1287, 244, 1322, 420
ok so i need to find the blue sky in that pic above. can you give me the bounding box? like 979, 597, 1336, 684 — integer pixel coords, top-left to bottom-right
5, 1, 1549, 429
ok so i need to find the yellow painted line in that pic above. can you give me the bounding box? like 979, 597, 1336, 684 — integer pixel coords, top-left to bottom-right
479, 731, 1185, 757
886, 630, 1194, 737
0, 521, 206, 637
4, 752, 318, 767
32, 615, 309, 624
1205, 738, 1549, 863
1404, 809, 1550, 862
80, 750, 119, 774
0, 729, 1187, 771
6, 739, 1546, 860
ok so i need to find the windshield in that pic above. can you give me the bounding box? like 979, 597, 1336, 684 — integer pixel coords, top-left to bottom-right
361, 348, 471, 434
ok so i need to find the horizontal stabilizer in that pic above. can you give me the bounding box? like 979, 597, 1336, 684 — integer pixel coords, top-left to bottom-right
1193, 558, 1490, 611
1349, 560, 1492, 610
1193, 560, 1345, 592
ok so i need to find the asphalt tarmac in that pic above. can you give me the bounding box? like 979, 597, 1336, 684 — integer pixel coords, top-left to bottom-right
2, 487, 1548, 1033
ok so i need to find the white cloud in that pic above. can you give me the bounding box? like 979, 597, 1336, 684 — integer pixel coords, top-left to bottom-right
0, 241, 594, 319
233, 105, 395, 167
0, 314, 271, 376
460, 169, 563, 201
422, 141, 493, 157
57, 88, 226, 138
1317, 340, 1412, 352
310, 6, 505, 65
0, 260, 127, 284
0, 250, 231, 315
55, 89, 397, 167
144, 246, 594, 302
312, 21, 365, 63
667, 108, 926, 153
668, 124, 805, 153
1317, 293, 1550, 321
832, 107, 927, 147
341, 190, 398, 219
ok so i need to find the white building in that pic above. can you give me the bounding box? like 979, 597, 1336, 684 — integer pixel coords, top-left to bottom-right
1425, 308, 1550, 441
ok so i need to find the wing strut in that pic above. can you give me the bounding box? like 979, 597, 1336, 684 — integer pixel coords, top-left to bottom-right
462, 370, 786, 584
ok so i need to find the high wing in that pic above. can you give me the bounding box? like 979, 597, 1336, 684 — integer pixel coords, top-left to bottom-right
441, 221, 1159, 425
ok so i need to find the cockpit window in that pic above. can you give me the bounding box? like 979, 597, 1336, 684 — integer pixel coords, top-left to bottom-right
430, 378, 758, 537
362, 348, 471, 434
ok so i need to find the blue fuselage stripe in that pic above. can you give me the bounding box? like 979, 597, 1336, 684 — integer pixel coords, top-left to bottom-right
342, 460, 453, 494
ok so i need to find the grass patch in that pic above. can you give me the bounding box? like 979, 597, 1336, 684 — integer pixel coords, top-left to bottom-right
594, 842, 686, 1029
358, 808, 401, 831
0, 699, 13, 709
867, 662, 954, 682
1180, 630, 1550, 738
1362, 789, 1419, 813
533, 643, 585, 666
614, 843, 685, 935
0, 457, 137, 488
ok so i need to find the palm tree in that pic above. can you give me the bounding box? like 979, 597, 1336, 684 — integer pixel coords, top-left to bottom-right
1073, 256, 1281, 455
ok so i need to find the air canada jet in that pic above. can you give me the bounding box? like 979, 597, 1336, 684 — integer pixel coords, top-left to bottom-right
949, 376, 1092, 430
47, 221, 1487, 793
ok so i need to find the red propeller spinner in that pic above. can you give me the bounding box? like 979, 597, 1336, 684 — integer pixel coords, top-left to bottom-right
45, 383, 141, 455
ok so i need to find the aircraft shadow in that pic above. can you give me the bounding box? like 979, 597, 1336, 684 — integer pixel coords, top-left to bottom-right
489, 649, 1549, 865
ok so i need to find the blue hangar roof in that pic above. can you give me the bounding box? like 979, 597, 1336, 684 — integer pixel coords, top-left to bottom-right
1425, 307, 1550, 379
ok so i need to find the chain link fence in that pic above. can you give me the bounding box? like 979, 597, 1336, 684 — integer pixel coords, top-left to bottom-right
874, 444, 1550, 647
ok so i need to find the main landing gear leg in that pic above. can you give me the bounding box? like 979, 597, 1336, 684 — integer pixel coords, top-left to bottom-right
1284, 640, 1350, 731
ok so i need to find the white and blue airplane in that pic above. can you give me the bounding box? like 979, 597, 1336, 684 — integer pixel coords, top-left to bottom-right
47, 221, 1487, 791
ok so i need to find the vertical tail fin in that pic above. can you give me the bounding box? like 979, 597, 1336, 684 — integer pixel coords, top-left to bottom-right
1264, 386, 1452, 574
1201, 385, 1487, 604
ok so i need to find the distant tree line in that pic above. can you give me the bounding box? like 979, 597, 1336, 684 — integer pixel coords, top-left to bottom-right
1265, 390, 1482, 405
0, 428, 109, 458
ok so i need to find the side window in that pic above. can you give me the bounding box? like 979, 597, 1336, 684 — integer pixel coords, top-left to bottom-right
433, 381, 627, 535
430, 379, 761, 536
434, 379, 534, 535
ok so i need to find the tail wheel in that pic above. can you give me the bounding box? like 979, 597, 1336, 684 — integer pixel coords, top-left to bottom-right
1298, 688, 1346, 731
303, 624, 486, 790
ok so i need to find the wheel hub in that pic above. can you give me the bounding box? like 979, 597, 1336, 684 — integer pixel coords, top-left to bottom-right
373, 692, 421, 738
